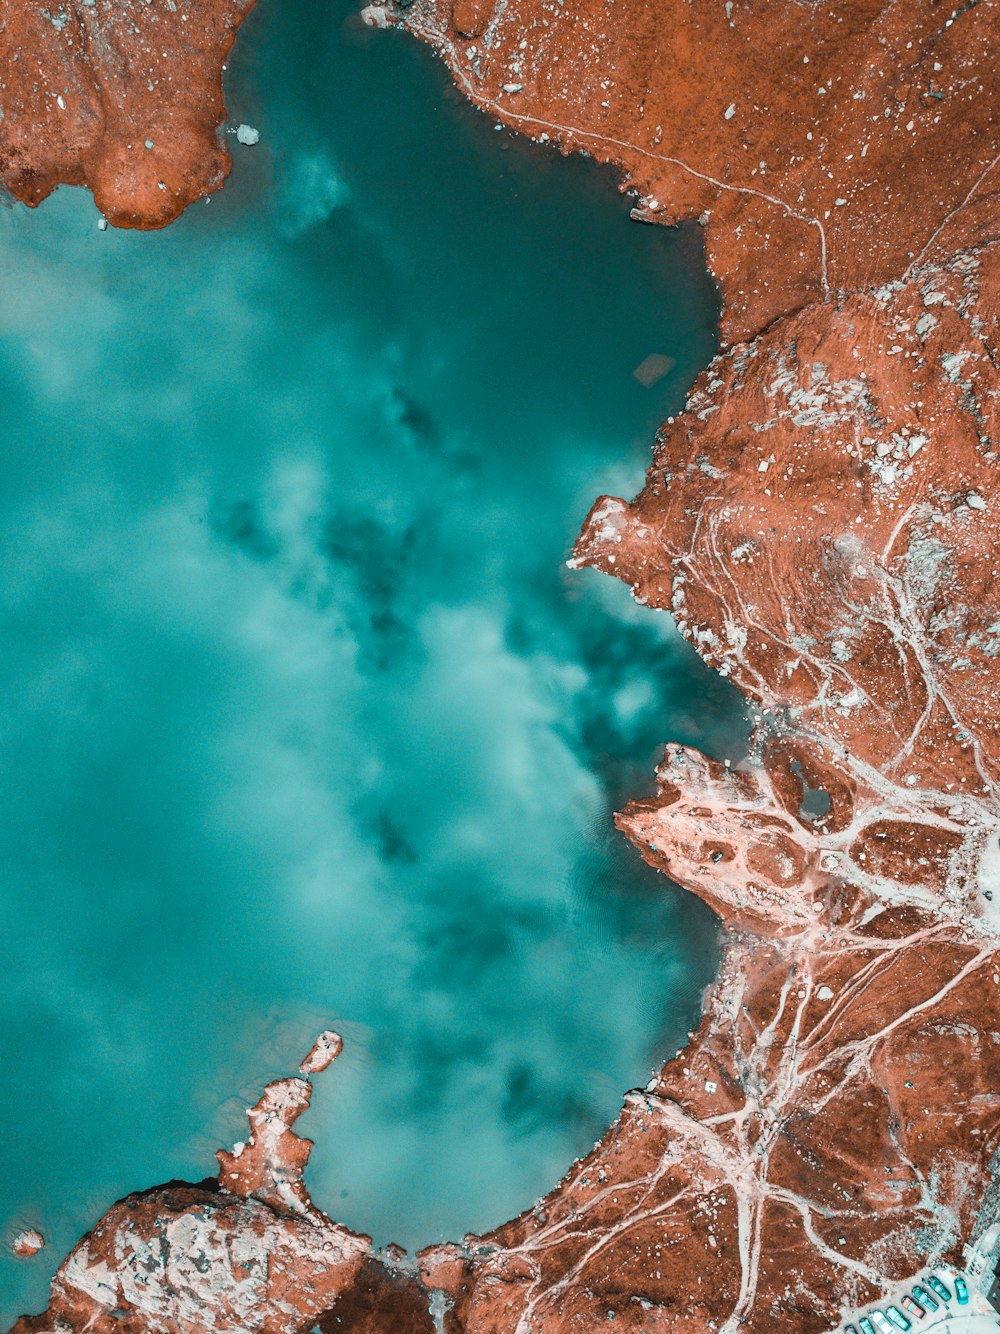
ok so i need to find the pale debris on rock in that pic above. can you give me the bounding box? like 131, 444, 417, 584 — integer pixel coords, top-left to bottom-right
11, 1228, 45, 1257
300, 1029, 344, 1075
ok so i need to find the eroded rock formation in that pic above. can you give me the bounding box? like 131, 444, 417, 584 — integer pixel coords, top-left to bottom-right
0, 0, 256, 226
8, 1044, 436, 1334
5, 0, 1000, 1330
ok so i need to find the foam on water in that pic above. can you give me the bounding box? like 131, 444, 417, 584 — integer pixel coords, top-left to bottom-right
0, 0, 747, 1320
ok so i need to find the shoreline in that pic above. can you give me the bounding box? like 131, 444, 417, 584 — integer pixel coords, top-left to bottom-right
3, 0, 999, 1329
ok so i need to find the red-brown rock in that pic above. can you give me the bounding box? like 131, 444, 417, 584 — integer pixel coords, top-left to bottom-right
0, 0, 256, 227
10, 1233, 45, 1260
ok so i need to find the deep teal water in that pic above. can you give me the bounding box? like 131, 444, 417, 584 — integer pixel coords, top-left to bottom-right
0, 0, 748, 1321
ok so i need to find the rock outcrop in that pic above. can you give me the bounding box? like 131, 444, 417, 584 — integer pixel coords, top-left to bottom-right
8, 1041, 434, 1334
0, 0, 256, 227
5, 0, 1000, 1330
10, 1234, 45, 1260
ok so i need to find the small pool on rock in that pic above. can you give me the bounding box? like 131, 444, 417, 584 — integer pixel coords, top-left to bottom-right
0, 0, 749, 1320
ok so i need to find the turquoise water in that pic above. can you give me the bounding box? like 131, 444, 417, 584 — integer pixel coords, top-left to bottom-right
0, 0, 748, 1322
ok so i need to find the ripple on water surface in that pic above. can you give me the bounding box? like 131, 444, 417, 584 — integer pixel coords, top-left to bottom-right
0, 0, 748, 1320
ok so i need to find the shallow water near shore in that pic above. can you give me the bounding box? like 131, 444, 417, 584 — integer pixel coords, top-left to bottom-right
0, 0, 748, 1321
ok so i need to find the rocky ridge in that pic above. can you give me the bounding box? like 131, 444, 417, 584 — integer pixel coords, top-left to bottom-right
4, 0, 1000, 1330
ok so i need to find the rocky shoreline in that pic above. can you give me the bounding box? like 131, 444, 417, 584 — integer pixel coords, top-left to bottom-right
3, 0, 999, 1330
0, 0, 256, 228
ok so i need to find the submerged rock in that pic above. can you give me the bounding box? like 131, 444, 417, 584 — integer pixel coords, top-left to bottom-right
632, 352, 675, 388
